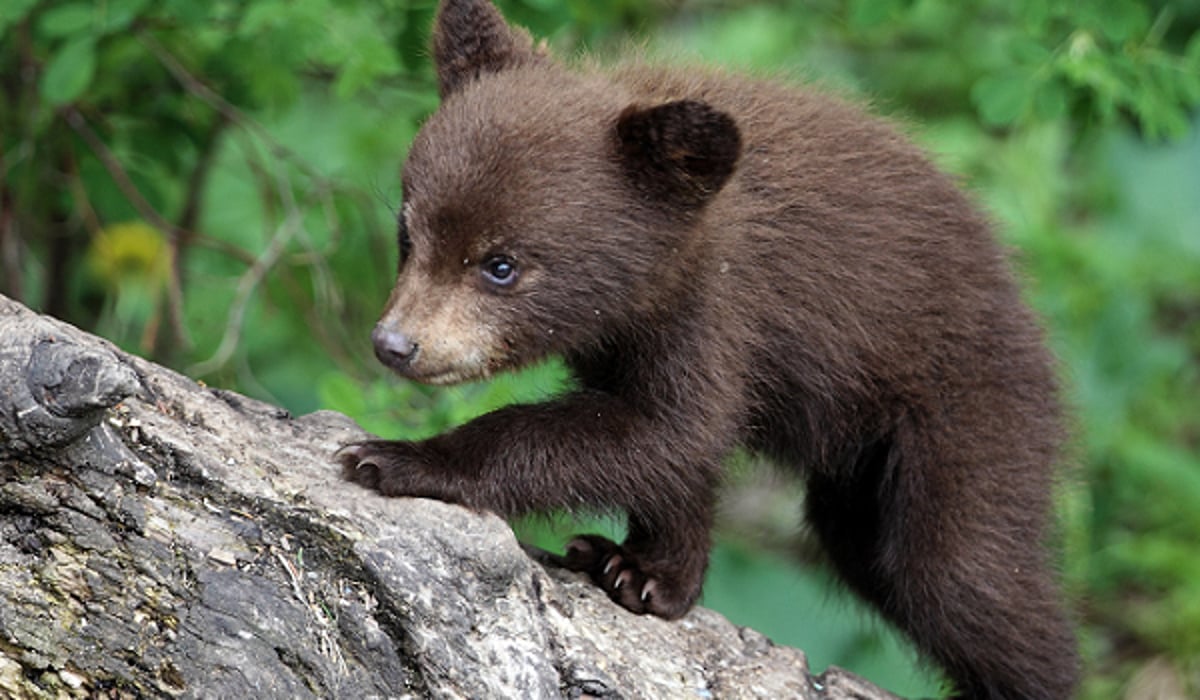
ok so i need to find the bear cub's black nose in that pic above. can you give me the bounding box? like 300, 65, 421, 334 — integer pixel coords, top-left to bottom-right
372, 324, 418, 368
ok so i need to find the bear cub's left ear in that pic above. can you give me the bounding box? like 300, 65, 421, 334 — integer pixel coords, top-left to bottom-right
616, 99, 742, 211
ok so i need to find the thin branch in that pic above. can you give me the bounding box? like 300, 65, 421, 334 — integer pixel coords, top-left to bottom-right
139, 31, 337, 189
63, 106, 194, 350
0, 188, 21, 299
1, 22, 40, 301
164, 113, 230, 356
190, 234, 259, 266
0, 140, 33, 183
65, 153, 103, 235
187, 163, 306, 378
64, 108, 179, 240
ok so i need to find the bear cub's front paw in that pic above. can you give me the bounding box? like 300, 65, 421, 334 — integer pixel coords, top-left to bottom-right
563, 535, 698, 620
336, 440, 431, 497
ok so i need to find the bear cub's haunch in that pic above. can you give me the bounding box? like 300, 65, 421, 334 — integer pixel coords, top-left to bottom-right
338, 1, 1079, 698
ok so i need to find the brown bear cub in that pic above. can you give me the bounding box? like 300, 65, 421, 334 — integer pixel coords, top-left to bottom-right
337, 1, 1079, 697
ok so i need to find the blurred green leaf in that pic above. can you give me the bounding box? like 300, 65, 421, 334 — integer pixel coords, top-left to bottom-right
98, 0, 151, 34
317, 373, 370, 420
36, 2, 95, 38
159, 0, 213, 24
1033, 79, 1069, 120
971, 70, 1033, 126
848, 0, 906, 29
0, 0, 39, 33
1092, 0, 1149, 43
40, 36, 97, 105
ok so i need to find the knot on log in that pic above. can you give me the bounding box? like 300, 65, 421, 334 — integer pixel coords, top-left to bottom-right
1, 323, 139, 458
26, 340, 140, 419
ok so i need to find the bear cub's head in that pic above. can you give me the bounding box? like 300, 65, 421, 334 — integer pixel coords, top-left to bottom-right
373, 0, 742, 385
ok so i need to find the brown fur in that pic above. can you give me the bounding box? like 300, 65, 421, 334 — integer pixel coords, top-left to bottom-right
338, 2, 1080, 698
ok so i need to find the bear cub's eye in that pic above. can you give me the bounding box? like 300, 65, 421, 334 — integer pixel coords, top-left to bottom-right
481, 255, 518, 287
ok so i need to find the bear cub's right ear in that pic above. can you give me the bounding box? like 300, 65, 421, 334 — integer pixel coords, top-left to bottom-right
616, 100, 742, 212
433, 0, 543, 99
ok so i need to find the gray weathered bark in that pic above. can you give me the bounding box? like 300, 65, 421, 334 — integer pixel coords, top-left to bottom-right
0, 294, 900, 699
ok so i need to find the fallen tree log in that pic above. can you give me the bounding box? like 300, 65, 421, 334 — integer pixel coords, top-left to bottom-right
0, 293, 898, 699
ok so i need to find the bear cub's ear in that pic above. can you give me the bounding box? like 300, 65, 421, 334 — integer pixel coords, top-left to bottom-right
433, 0, 543, 98
616, 99, 742, 211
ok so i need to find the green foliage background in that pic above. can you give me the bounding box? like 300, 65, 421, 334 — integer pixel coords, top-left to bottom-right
3, 1, 1198, 697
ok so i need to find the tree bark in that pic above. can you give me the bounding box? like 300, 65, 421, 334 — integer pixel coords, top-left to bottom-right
0, 293, 900, 700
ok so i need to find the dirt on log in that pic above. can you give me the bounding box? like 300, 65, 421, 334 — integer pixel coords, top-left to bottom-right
0, 294, 900, 700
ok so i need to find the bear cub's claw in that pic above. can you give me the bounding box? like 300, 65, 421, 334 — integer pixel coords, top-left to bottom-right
336, 443, 382, 490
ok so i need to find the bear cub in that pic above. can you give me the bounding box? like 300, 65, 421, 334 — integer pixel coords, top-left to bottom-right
338, 1, 1079, 698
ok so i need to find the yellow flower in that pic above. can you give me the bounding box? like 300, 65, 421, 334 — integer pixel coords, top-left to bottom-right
89, 221, 170, 290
